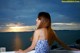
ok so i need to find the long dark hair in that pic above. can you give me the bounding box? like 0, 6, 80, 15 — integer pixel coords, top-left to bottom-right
37, 12, 56, 46
37, 12, 51, 29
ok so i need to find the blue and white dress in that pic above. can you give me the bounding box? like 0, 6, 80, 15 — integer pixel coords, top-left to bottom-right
27, 30, 50, 53
35, 40, 50, 53
27, 40, 50, 53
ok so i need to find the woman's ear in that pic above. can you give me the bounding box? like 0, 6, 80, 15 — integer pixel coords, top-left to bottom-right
39, 19, 41, 23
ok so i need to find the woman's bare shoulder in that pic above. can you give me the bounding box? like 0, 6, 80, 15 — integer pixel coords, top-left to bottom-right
41, 28, 47, 31
35, 28, 47, 34
34, 29, 41, 33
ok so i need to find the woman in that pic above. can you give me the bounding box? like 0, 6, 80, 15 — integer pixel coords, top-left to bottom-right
17, 12, 73, 53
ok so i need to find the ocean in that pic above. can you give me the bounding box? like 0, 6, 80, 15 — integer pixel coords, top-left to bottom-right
0, 30, 80, 51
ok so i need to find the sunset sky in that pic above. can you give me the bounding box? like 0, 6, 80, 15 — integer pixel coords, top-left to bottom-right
0, 0, 80, 32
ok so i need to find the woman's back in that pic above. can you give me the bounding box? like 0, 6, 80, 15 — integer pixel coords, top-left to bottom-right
35, 28, 50, 53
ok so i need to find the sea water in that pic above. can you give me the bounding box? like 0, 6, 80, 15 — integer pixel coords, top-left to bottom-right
0, 30, 80, 51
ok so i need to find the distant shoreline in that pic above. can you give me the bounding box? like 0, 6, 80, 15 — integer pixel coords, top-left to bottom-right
0, 30, 80, 33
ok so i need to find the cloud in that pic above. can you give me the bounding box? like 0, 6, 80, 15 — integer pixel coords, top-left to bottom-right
0, 23, 36, 32
0, 22, 80, 32
5, 23, 24, 27
52, 23, 80, 30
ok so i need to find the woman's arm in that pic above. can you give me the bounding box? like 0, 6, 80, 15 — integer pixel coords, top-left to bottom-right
55, 38, 71, 50
55, 34, 80, 50
24, 30, 39, 52
54, 33, 71, 50
17, 30, 40, 53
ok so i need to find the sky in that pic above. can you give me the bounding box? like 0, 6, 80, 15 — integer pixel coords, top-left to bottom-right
0, 0, 80, 32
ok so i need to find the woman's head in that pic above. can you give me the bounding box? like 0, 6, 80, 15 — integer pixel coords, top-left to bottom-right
36, 12, 51, 29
